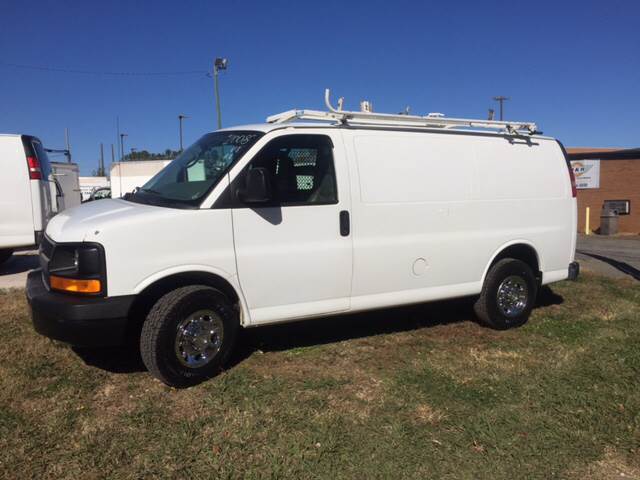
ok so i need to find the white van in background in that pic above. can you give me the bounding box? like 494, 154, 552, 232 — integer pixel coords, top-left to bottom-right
79, 176, 110, 201
27, 91, 579, 387
0, 134, 57, 265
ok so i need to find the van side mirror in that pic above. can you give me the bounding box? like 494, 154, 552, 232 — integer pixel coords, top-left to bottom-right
237, 167, 272, 204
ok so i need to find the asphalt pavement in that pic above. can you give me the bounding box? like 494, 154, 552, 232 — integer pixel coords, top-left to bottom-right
576, 234, 640, 281
0, 250, 38, 289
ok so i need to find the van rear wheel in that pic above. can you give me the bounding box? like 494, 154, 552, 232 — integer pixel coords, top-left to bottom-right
0, 249, 13, 266
140, 285, 238, 388
474, 258, 537, 330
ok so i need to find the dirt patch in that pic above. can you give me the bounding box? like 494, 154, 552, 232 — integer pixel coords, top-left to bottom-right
79, 380, 140, 435
468, 347, 522, 366
413, 403, 447, 425
568, 448, 640, 479
245, 346, 387, 421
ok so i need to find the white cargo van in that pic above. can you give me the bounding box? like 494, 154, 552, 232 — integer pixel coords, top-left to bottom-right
28, 92, 578, 387
0, 134, 56, 265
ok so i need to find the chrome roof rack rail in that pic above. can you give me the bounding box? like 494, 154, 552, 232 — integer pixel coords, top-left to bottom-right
266, 89, 539, 136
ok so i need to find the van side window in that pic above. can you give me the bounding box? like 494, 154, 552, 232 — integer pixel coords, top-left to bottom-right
246, 135, 337, 205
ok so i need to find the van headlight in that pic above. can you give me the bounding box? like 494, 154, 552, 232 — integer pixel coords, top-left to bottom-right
48, 244, 105, 295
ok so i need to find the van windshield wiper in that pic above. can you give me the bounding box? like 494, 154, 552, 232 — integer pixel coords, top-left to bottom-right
136, 187, 162, 196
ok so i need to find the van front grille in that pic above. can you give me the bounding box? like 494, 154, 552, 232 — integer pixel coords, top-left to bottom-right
39, 236, 55, 289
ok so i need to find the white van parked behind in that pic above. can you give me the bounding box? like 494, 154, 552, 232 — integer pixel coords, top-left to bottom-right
1, 134, 56, 265
27, 91, 579, 387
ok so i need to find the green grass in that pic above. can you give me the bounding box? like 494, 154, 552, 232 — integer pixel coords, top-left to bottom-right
0, 274, 639, 479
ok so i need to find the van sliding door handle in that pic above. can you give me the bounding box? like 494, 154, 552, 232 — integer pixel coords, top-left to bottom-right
339, 210, 350, 237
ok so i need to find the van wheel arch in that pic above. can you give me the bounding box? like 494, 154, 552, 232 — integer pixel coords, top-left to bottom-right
484, 243, 541, 284
126, 272, 242, 344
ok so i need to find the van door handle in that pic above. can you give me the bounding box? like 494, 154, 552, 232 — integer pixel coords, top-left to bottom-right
339, 210, 350, 237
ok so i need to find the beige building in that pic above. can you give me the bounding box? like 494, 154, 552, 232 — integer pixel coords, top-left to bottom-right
109, 159, 172, 198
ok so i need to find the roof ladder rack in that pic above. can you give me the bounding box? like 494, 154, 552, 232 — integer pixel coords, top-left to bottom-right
266, 89, 539, 135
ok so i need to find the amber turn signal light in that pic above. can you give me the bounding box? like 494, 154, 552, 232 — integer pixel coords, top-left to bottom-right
50, 275, 101, 294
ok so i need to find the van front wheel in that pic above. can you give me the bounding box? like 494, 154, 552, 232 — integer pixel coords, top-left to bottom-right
474, 258, 537, 330
0, 249, 13, 266
140, 285, 238, 388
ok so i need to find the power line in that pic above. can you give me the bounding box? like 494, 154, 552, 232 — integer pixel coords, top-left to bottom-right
493, 96, 510, 121
0, 61, 208, 77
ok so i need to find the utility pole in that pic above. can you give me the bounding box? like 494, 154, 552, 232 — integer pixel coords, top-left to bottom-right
116, 116, 121, 160
99, 143, 105, 176
111, 144, 115, 164
178, 114, 188, 151
493, 96, 510, 121
64, 128, 72, 163
213, 58, 228, 129
120, 133, 128, 161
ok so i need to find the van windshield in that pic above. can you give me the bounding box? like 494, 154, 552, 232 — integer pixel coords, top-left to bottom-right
127, 130, 263, 208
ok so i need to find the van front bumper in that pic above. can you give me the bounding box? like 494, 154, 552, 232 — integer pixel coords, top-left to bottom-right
26, 270, 135, 347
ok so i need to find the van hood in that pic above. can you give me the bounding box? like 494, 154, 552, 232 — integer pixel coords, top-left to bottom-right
45, 198, 168, 243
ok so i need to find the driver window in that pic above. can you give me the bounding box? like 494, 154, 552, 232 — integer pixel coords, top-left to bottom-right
245, 134, 337, 205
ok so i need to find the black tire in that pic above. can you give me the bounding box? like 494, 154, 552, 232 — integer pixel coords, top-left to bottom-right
0, 249, 13, 266
474, 258, 537, 330
140, 285, 238, 388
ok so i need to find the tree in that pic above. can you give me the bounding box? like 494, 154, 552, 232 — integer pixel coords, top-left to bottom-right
122, 149, 181, 161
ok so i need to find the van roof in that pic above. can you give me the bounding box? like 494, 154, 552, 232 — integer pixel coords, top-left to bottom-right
217, 122, 556, 141
220, 90, 554, 140
218, 122, 322, 133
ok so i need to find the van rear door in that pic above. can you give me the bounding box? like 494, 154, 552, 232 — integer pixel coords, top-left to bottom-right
21, 136, 55, 240
0, 136, 34, 249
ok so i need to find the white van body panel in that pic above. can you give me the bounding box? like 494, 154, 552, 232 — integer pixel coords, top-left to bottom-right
344, 129, 574, 309
42, 123, 576, 328
45, 194, 239, 300
0, 135, 35, 248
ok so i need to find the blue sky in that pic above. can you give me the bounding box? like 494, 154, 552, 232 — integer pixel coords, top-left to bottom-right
1, 0, 638, 174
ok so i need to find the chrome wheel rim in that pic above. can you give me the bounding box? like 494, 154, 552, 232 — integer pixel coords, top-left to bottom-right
496, 275, 528, 318
174, 309, 224, 368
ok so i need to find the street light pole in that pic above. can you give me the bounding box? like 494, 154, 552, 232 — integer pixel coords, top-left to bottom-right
120, 133, 128, 160
178, 114, 188, 151
65, 128, 72, 163
493, 96, 510, 121
213, 57, 228, 129
99, 143, 104, 176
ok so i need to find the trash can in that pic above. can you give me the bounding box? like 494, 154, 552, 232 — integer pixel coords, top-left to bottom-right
600, 208, 619, 235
